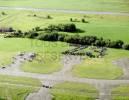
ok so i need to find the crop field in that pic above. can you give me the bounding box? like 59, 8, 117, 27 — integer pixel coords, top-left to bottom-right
0, 0, 129, 12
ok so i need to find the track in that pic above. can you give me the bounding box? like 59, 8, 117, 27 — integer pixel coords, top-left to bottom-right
0, 6, 129, 16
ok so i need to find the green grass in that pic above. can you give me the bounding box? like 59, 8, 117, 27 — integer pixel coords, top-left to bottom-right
0, 10, 129, 43
21, 53, 62, 74
0, 0, 129, 12
51, 82, 98, 100
0, 84, 35, 100
72, 48, 129, 79
0, 75, 41, 86
0, 52, 15, 67
111, 85, 129, 100
0, 75, 41, 100
0, 38, 70, 73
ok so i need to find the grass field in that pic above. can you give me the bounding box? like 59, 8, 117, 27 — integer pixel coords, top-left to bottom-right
0, 75, 41, 100
0, 0, 129, 12
72, 48, 129, 79
0, 84, 36, 100
0, 10, 129, 43
0, 0, 129, 99
0, 10, 128, 75
0, 75, 41, 86
0, 38, 70, 73
0, 52, 16, 67
51, 82, 98, 100
111, 85, 129, 100
21, 49, 63, 74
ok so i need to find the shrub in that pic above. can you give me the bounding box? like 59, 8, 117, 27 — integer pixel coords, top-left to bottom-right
6, 30, 23, 38
8, 27, 14, 32
64, 35, 97, 45
0, 27, 15, 32
34, 14, 37, 17
44, 25, 58, 32
109, 40, 124, 48
105, 39, 111, 47
35, 27, 40, 31
26, 32, 39, 38
123, 44, 129, 50
1, 12, 6, 15
82, 18, 85, 23
44, 23, 77, 32
13, 30, 23, 37
46, 15, 52, 19
34, 27, 43, 31
116, 40, 124, 48
86, 52, 93, 58
70, 18, 73, 22
37, 32, 59, 41
64, 35, 81, 44
58, 34, 66, 41
80, 36, 97, 45
62, 24, 76, 32
94, 38, 106, 47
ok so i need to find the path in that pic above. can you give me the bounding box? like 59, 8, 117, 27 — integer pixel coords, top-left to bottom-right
114, 58, 129, 80
0, 6, 129, 16
0, 53, 129, 100
53, 55, 83, 76
26, 87, 52, 100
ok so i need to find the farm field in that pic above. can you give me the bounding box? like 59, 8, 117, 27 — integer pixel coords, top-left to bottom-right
0, 75, 41, 100
0, 10, 129, 43
0, 0, 129, 12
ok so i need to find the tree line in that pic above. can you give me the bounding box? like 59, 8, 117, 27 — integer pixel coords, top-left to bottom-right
4, 23, 129, 50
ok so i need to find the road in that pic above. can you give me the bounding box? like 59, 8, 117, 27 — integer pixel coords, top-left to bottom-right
0, 6, 129, 16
